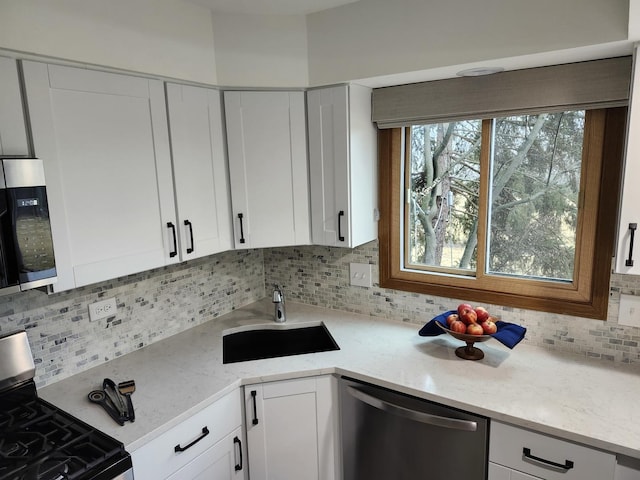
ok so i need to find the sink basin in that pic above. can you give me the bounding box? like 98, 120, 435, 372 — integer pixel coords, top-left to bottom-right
222, 322, 340, 364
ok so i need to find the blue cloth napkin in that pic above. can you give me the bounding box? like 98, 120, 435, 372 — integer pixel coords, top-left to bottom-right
418, 310, 527, 349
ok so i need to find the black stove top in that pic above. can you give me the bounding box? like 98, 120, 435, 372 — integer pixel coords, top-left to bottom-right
0, 381, 132, 480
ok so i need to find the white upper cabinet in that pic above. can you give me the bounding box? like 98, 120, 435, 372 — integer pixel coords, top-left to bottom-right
166, 83, 233, 260
617, 46, 640, 274
22, 61, 179, 292
224, 90, 310, 249
0, 56, 30, 156
307, 84, 377, 248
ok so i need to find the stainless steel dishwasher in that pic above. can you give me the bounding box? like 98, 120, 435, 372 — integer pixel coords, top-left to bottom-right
340, 377, 488, 480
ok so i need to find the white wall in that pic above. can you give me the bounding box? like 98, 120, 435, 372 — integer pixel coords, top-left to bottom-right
630, 0, 640, 40
211, 12, 308, 87
307, 0, 630, 85
0, 1, 309, 87
0, 0, 218, 84
0, 0, 632, 91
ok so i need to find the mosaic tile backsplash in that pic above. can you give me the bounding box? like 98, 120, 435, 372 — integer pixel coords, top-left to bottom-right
264, 241, 640, 365
0, 249, 265, 387
2, 238, 640, 388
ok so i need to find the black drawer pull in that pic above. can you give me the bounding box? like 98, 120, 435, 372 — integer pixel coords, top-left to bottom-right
184, 219, 194, 254
251, 390, 259, 425
233, 436, 243, 471
167, 222, 178, 258
626, 223, 637, 267
174, 426, 209, 453
522, 447, 574, 471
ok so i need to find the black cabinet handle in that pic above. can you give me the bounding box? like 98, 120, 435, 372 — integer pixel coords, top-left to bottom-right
626, 223, 637, 267
233, 436, 243, 471
522, 447, 574, 471
184, 220, 194, 254
338, 210, 345, 242
251, 390, 259, 425
238, 213, 246, 244
174, 426, 209, 453
167, 222, 178, 258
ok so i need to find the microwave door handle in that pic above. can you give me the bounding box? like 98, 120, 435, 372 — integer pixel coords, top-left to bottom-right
346, 386, 477, 432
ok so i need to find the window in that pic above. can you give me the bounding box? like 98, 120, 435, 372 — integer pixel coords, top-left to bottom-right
378, 107, 626, 319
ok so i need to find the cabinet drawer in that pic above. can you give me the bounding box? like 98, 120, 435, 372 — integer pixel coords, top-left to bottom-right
166, 427, 245, 480
490, 421, 615, 480
132, 388, 242, 480
489, 462, 542, 479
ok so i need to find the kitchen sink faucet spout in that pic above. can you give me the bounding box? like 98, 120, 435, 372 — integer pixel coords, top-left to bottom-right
272, 284, 286, 323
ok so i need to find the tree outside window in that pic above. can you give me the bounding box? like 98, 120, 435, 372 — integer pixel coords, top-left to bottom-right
379, 108, 626, 319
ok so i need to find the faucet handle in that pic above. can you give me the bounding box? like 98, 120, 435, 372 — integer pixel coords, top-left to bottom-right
272, 284, 283, 303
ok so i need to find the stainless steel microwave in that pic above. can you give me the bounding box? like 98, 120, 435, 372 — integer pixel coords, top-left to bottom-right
0, 158, 56, 294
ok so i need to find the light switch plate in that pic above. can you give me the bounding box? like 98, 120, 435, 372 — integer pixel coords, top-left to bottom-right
618, 294, 640, 328
350, 263, 372, 288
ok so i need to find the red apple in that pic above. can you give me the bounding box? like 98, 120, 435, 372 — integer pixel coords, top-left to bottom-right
457, 303, 473, 316
474, 306, 490, 323
445, 313, 459, 327
466, 323, 484, 336
449, 320, 466, 334
481, 320, 497, 335
459, 308, 477, 325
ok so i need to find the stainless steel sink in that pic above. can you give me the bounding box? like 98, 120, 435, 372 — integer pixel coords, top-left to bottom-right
222, 322, 340, 364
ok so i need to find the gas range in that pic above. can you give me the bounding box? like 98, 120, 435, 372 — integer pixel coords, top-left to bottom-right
0, 331, 133, 480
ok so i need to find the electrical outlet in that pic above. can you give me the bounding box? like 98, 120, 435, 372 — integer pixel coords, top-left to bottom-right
89, 298, 117, 321
350, 263, 372, 288
619, 294, 640, 328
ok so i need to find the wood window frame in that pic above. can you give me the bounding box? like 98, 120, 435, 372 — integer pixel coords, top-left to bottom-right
378, 108, 626, 320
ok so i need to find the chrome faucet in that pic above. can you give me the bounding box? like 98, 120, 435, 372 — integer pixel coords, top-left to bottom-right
272, 284, 286, 323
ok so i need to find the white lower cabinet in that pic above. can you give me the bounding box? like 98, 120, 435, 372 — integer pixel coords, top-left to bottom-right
615, 456, 640, 480
243, 376, 339, 480
132, 389, 246, 480
489, 421, 615, 480
489, 462, 542, 480
166, 427, 245, 480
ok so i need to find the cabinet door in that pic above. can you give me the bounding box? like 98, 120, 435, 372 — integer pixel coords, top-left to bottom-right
22, 61, 178, 291
0, 56, 29, 156
307, 84, 377, 248
166, 83, 233, 260
224, 91, 310, 249
166, 428, 246, 480
615, 456, 640, 480
617, 46, 640, 274
132, 389, 242, 480
489, 462, 542, 480
308, 85, 350, 246
244, 376, 338, 480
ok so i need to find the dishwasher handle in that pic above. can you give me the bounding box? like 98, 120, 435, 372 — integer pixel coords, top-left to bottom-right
346, 385, 477, 432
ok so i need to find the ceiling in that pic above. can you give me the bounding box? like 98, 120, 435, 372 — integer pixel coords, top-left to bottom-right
185, 0, 360, 15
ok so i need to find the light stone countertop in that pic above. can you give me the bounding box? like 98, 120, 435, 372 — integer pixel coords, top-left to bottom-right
39, 299, 640, 458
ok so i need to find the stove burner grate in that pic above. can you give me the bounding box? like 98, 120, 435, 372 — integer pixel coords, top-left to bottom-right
0, 382, 131, 480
